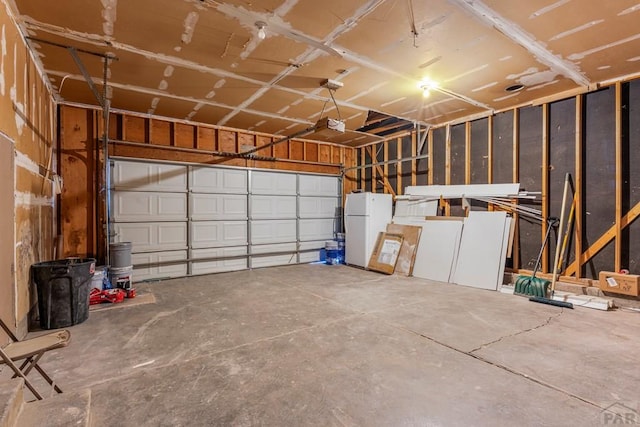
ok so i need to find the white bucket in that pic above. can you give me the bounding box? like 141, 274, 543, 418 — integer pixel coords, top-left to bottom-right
91, 266, 106, 291
109, 266, 133, 290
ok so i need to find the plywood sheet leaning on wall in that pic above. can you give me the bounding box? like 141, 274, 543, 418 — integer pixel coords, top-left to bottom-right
386, 224, 421, 276
367, 233, 403, 275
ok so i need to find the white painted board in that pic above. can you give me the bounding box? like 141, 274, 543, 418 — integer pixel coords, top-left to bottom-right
393, 218, 463, 283
394, 199, 438, 217
405, 183, 520, 198
451, 211, 508, 290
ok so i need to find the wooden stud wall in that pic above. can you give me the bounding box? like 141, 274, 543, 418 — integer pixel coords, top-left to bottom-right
59, 105, 354, 261
356, 79, 640, 282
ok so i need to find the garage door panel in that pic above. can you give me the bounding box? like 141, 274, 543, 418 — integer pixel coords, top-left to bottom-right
250, 195, 296, 219
113, 222, 187, 252
113, 192, 188, 221
251, 220, 297, 244
251, 171, 297, 195
191, 246, 248, 274
299, 175, 339, 196
299, 197, 338, 218
191, 221, 248, 248
113, 161, 187, 191
132, 250, 187, 281
190, 194, 247, 220
299, 218, 335, 241
251, 253, 297, 268
190, 167, 247, 193
250, 242, 297, 254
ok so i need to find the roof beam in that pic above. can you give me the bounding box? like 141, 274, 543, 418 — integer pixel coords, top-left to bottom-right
450, 0, 591, 87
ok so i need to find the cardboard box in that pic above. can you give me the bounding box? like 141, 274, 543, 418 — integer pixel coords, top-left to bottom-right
598, 271, 640, 296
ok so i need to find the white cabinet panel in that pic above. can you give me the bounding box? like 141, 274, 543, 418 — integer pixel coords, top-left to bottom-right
132, 250, 187, 282
251, 171, 297, 195
251, 220, 297, 244
299, 175, 338, 196
113, 161, 187, 192
191, 246, 247, 275
250, 195, 296, 219
299, 197, 338, 218
299, 218, 335, 241
190, 167, 247, 194
251, 253, 297, 268
190, 221, 247, 248
190, 194, 247, 220
113, 222, 187, 252
113, 192, 187, 222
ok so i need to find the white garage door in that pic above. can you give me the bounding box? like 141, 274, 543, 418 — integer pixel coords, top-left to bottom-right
110, 159, 340, 281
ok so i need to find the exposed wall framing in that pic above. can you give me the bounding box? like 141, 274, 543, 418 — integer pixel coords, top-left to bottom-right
356, 79, 640, 280
58, 105, 356, 261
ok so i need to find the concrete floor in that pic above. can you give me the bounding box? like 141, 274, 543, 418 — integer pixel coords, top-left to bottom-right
32, 264, 640, 426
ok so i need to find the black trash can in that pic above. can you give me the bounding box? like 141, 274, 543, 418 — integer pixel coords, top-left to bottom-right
31, 258, 96, 329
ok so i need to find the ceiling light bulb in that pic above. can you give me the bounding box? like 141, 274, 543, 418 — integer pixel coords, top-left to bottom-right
256, 21, 267, 40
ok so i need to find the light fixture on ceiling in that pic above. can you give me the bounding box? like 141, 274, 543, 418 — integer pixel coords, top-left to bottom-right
255, 21, 267, 40
418, 78, 438, 98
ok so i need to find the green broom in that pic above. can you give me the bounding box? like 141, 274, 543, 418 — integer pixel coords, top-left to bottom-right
514, 217, 558, 297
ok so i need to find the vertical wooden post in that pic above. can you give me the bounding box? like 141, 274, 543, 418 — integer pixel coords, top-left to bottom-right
512, 108, 520, 270
383, 141, 389, 194
428, 129, 434, 185
487, 115, 494, 184
411, 132, 417, 186
396, 137, 403, 195
360, 148, 366, 191
445, 124, 451, 215
541, 103, 550, 273
465, 122, 471, 185
615, 82, 623, 271
575, 94, 583, 278
371, 144, 378, 193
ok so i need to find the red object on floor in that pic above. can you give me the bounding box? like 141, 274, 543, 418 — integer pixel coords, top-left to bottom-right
125, 288, 136, 299
89, 288, 126, 305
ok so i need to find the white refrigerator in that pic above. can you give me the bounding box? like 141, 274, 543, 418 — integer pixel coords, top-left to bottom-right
344, 192, 393, 267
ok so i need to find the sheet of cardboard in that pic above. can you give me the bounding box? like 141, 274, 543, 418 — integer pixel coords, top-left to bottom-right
386, 224, 422, 276
367, 232, 403, 275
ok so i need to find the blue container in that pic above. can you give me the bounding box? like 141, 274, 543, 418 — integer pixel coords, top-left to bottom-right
325, 240, 340, 265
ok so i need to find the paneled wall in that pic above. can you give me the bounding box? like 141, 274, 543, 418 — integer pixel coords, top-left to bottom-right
0, 8, 56, 337
58, 105, 357, 262
357, 80, 640, 280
